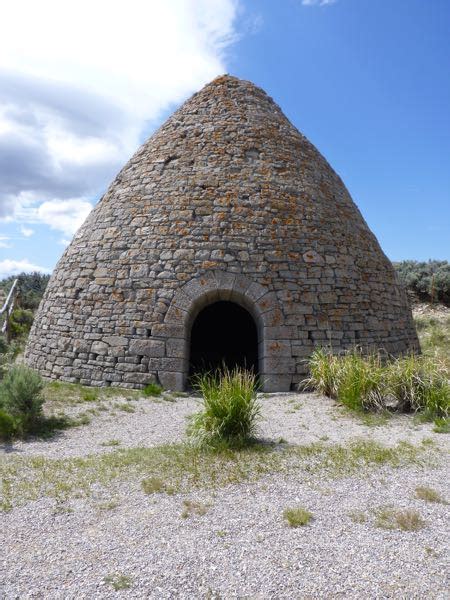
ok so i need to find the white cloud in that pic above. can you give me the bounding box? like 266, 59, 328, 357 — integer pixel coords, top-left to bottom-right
35, 199, 94, 236
302, 0, 337, 5
0, 236, 11, 248
0, 258, 51, 279
0, 0, 239, 235
20, 226, 34, 237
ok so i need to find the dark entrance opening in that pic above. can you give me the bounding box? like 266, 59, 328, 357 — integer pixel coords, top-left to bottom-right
189, 301, 258, 378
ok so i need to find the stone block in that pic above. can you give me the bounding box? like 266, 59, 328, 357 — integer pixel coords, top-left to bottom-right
261, 374, 292, 392
129, 339, 165, 357
158, 371, 186, 391
166, 338, 187, 358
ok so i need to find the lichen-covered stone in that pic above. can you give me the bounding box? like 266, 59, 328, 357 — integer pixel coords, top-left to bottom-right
25, 75, 419, 391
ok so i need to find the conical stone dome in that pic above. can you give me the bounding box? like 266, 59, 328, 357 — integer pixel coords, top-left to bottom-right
25, 75, 419, 391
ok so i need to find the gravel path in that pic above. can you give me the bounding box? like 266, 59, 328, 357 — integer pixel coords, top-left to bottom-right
3, 392, 443, 458
1, 392, 449, 598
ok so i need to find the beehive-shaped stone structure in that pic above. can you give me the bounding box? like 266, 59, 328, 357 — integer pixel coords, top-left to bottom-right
25, 75, 419, 391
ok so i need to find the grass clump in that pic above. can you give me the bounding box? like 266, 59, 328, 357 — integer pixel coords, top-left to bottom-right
188, 367, 261, 449
415, 486, 445, 503
306, 348, 449, 420
142, 382, 163, 397
433, 417, 449, 433
283, 506, 313, 527
374, 506, 426, 531
104, 574, 132, 591
181, 499, 209, 518
141, 476, 175, 495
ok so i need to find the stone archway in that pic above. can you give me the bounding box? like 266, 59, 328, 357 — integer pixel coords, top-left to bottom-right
153, 271, 295, 392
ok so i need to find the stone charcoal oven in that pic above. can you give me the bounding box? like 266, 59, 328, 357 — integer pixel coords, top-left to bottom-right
25, 75, 419, 391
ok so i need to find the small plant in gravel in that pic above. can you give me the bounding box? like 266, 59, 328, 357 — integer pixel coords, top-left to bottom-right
141, 476, 175, 495
115, 402, 135, 413
433, 417, 449, 433
181, 499, 209, 518
100, 439, 121, 447
348, 509, 367, 524
82, 389, 98, 402
143, 382, 163, 397
374, 506, 426, 531
104, 574, 133, 591
188, 366, 261, 448
283, 506, 313, 527
415, 486, 445, 503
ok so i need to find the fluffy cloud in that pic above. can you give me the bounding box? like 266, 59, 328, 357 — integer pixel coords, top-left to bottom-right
0, 0, 239, 235
0, 259, 51, 279
302, 0, 336, 5
20, 226, 34, 238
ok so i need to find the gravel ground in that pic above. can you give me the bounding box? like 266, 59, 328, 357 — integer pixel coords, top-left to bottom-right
4, 392, 443, 458
1, 392, 449, 599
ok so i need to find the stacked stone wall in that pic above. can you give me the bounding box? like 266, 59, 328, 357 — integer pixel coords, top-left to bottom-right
25, 75, 420, 391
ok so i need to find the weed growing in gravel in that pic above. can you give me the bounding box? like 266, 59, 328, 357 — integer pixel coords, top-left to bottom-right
100, 439, 121, 447
374, 506, 426, 531
104, 574, 133, 591
415, 486, 445, 503
115, 402, 135, 413
141, 476, 175, 495
0, 438, 439, 511
142, 382, 163, 397
188, 367, 261, 448
283, 507, 313, 527
82, 389, 98, 402
433, 417, 449, 433
348, 509, 367, 524
181, 499, 209, 518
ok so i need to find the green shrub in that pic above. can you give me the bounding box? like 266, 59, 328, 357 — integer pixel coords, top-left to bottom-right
394, 260, 450, 305
0, 409, 16, 441
0, 366, 44, 434
9, 308, 34, 338
188, 367, 261, 448
0, 337, 8, 355
142, 382, 163, 397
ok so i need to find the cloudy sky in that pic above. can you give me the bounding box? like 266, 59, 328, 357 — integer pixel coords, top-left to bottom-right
1, 0, 449, 278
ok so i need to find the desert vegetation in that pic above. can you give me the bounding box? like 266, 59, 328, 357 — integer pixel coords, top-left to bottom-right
306, 348, 449, 427
394, 260, 450, 306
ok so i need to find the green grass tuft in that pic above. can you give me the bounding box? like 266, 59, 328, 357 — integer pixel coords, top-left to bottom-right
188, 366, 261, 449
283, 506, 313, 527
142, 382, 163, 397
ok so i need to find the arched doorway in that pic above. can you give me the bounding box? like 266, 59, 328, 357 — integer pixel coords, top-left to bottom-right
189, 300, 259, 378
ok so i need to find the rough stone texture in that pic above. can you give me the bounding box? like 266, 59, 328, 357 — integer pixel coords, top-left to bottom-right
25, 75, 419, 391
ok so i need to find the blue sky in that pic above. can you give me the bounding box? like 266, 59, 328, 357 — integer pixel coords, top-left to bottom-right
0, 0, 449, 278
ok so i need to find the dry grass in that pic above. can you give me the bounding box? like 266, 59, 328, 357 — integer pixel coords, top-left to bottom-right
374, 506, 426, 531
415, 485, 445, 503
